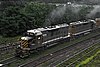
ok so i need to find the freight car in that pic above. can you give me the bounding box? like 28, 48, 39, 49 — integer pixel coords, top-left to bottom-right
15, 19, 99, 58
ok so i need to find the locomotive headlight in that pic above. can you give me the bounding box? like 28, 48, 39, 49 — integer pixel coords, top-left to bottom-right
16, 44, 21, 49
18, 45, 21, 47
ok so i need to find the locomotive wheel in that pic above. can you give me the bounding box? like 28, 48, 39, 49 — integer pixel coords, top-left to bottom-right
18, 50, 30, 58
15, 48, 22, 57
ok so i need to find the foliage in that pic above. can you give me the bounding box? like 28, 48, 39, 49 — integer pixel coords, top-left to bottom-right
61, 6, 93, 23
0, 6, 35, 36
76, 50, 100, 67
0, 3, 55, 37
0, 36, 20, 44
78, 6, 94, 20
0, 2, 95, 37
29, 0, 100, 5
23, 2, 56, 27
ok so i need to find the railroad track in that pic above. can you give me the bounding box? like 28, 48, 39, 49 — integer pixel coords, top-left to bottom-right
0, 43, 17, 63
0, 43, 17, 55
50, 46, 99, 67
0, 30, 98, 55
66, 46, 100, 67
0, 30, 100, 67
40, 37, 100, 67
18, 32, 100, 67
85, 50, 100, 67
0, 56, 16, 67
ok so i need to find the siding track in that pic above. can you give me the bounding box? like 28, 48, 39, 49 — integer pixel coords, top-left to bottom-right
19, 32, 100, 67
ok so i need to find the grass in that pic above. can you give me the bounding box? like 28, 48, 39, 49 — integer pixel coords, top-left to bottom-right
85, 52, 100, 67
56, 44, 100, 67
0, 49, 15, 60
0, 36, 21, 44
1, 30, 100, 67
76, 50, 100, 67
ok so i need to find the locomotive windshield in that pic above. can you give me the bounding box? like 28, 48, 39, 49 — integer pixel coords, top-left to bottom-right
24, 32, 35, 37
21, 37, 32, 41
20, 32, 35, 40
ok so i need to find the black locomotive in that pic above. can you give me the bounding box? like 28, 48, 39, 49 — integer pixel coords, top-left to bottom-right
15, 18, 100, 58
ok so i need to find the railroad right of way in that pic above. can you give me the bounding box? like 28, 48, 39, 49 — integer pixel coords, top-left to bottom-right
18, 31, 100, 67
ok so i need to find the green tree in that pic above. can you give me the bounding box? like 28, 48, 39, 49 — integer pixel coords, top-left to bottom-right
23, 2, 55, 27
0, 3, 55, 37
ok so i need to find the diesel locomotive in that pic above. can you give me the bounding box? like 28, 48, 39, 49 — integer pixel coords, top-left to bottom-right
15, 18, 100, 58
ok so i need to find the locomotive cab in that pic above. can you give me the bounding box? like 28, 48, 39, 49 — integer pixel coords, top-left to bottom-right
15, 32, 35, 57
19, 32, 35, 49
16, 30, 43, 58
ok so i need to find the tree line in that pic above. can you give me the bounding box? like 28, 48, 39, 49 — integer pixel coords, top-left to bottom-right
0, 2, 97, 37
